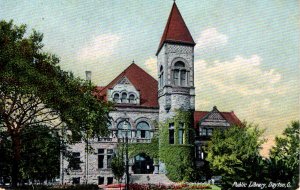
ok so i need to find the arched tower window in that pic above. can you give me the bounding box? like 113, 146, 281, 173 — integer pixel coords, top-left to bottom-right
117, 121, 131, 138
113, 93, 119, 102
159, 65, 164, 88
173, 61, 188, 86
121, 92, 127, 103
136, 122, 151, 139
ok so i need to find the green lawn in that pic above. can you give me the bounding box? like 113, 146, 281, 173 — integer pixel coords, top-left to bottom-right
210, 185, 221, 190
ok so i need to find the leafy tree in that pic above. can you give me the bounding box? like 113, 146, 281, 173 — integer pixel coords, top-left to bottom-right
0, 20, 112, 186
268, 121, 299, 189
111, 144, 125, 183
206, 123, 266, 188
19, 125, 62, 183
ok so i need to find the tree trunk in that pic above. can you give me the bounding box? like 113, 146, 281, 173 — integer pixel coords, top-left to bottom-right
11, 132, 21, 187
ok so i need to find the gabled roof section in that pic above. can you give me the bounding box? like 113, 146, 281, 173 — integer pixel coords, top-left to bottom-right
156, 2, 195, 55
194, 106, 242, 128
96, 63, 158, 108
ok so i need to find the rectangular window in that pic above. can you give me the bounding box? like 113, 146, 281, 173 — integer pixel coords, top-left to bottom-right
178, 129, 183, 144
107, 177, 113, 185
72, 177, 80, 185
178, 123, 184, 144
70, 152, 81, 170
174, 70, 179, 85
98, 149, 105, 169
107, 149, 113, 168
98, 149, 105, 154
200, 128, 207, 136
98, 155, 104, 169
181, 70, 186, 86
196, 145, 201, 160
107, 155, 112, 168
98, 176, 104, 185
141, 130, 146, 138
207, 129, 213, 136
169, 123, 174, 144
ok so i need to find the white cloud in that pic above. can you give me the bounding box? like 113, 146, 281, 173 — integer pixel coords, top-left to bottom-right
77, 34, 121, 61
143, 57, 157, 78
196, 28, 228, 51
194, 55, 283, 96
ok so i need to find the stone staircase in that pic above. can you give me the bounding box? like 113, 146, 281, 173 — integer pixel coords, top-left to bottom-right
130, 174, 174, 185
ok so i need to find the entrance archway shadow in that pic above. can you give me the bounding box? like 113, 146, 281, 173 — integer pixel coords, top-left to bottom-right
132, 153, 154, 174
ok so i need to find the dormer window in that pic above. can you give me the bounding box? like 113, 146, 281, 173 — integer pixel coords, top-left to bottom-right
173, 61, 188, 86
129, 94, 135, 103
121, 92, 127, 103
113, 93, 119, 102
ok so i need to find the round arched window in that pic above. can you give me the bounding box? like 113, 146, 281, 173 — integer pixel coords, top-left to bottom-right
113, 93, 119, 102
121, 93, 127, 103
129, 94, 135, 103
117, 121, 131, 138
174, 61, 185, 67
136, 122, 151, 139
173, 61, 187, 86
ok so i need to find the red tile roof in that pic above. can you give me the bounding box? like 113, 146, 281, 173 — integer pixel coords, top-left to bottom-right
96, 63, 159, 108
193, 111, 242, 128
156, 2, 195, 55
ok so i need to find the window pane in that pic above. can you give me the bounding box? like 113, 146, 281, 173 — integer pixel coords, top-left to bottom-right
107, 177, 113, 185
107, 155, 112, 168
98, 149, 104, 154
98, 155, 104, 169
129, 94, 135, 103
73, 177, 80, 184
98, 177, 104, 185
113, 93, 119, 102
121, 93, 127, 103
169, 123, 174, 144
181, 70, 186, 86
107, 149, 113, 154
173, 70, 179, 85
174, 61, 185, 67
208, 129, 213, 136
169, 129, 174, 144
117, 121, 131, 138
137, 122, 150, 139
178, 129, 183, 144
137, 122, 150, 130
70, 152, 81, 170
203, 128, 207, 136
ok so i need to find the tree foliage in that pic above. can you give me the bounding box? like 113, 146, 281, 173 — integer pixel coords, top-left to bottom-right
0, 20, 112, 186
111, 144, 125, 183
268, 121, 299, 189
206, 123, 266, 188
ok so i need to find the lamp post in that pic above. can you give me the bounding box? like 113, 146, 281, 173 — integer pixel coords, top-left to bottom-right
123, 120, 130, 190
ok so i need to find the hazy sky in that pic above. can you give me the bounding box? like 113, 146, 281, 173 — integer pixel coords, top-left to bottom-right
1, 0, 299, 138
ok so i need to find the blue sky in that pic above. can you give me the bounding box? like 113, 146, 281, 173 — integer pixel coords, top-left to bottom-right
1, 1, 299, 144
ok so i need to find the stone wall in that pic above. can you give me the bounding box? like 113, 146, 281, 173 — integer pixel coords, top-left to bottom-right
60, 107, 159, 185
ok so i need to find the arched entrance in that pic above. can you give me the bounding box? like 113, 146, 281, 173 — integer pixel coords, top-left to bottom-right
132, 153, 154, 174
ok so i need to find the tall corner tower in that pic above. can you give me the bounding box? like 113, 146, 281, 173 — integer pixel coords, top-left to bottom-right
156, 2, 196, 122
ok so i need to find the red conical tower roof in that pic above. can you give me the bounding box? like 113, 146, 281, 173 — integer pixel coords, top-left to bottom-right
156, 2, 195, 55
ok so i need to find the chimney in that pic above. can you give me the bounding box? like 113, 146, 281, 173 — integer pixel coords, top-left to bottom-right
85, 71, 91, 81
